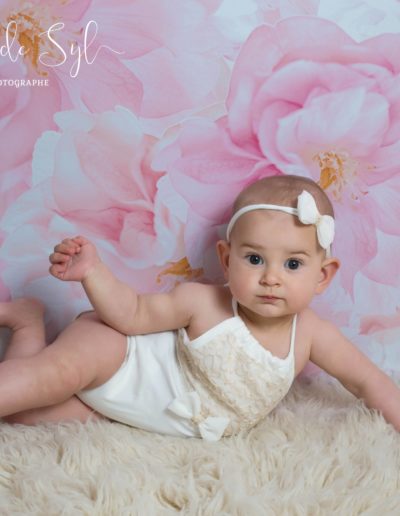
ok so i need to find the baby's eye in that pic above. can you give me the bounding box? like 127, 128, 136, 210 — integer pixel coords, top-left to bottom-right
246, 254, 264, 265
285, 258, 301, 270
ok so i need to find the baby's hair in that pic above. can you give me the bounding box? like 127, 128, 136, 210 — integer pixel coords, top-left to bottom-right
233, 174, 334, 218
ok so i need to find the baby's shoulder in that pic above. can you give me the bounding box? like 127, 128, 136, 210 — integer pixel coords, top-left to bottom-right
297, 308, 339, 340
174, 282, 224, 308
175, 281, 218, 296
176, 282, 230, 330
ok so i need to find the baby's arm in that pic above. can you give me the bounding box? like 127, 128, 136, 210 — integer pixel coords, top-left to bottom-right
309, 316, 400, 432
49, 235, 201, 335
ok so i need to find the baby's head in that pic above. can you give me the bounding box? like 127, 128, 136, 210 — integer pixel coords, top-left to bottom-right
217, 175, 340, 319
228, 175, 335, 254
232, 175, 334, 214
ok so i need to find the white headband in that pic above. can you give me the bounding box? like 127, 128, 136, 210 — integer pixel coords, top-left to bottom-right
226, 190, 335, 256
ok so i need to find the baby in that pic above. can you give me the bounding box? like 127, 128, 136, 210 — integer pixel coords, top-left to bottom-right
0, 175, 399, 441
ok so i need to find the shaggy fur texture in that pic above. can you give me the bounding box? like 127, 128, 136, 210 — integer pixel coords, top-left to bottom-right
0, 375, 399, 515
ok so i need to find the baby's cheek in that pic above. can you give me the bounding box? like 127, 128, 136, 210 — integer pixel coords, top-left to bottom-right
228, 276, 249, 300
288, 281, 312, 303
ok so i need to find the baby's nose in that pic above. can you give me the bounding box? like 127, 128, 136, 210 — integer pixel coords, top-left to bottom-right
260, 266, 281, 286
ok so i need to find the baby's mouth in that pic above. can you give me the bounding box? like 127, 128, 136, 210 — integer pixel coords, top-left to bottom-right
258, 295, 281, 301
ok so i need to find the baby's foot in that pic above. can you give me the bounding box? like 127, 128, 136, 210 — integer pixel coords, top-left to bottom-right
0, 297, 45, 330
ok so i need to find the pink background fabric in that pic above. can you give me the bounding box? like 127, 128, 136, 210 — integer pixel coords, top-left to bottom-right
0, 0, 399, 373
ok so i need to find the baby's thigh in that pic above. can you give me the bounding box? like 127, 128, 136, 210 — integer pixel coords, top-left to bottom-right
45, 313, 128, 391
4, 395, 106, 425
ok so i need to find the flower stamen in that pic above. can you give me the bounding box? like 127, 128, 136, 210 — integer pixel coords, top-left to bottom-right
2, 2, 60, 75
157, 257, 203, 284
313, 150, 363, 201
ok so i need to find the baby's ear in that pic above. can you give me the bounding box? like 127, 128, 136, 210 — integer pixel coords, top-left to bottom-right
316, 257, 340, 294
216, 240, 231, 279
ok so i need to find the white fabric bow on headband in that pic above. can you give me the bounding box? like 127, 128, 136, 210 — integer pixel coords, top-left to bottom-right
296, 191, 335, 252
226, 190, 335, 255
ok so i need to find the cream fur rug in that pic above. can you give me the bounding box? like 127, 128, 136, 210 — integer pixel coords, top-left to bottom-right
1, 375, 399, 515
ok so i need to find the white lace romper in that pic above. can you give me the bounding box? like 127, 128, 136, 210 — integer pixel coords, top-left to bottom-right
77, 300, 297, 441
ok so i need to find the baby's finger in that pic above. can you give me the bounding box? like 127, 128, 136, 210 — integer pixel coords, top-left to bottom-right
49, 252, 71, 264
61, 238, 81, 249
71, 235, 88, 246
49, 264, 66, 279
54, 242, 79, 255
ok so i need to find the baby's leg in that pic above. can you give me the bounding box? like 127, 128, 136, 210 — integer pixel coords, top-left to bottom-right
1, 299, 101, 424
1, 298, 47, 360
4, 396, 105, 425
0, 307, 127, 423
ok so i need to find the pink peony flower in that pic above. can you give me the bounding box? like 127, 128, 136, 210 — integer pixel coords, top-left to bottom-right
155, 16, 400, 295
225, 17, 400, 292
0, 107, 187, 335
0, 0, 143, 112
0, 0, 141, 229
0, 0, 238, 124
153, 117, 281, 278
0, 0, 230, 222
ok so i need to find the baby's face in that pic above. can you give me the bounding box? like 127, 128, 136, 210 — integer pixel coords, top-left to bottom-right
224, 210, 329, 319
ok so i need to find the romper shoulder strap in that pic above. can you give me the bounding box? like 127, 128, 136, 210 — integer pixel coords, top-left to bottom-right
288, 314, 297, 357
231, 297, 239, 317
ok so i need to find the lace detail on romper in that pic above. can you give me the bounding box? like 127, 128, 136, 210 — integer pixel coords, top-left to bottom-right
171, 301, 297, 440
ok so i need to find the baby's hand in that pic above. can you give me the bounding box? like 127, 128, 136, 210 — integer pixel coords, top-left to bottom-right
49, 236, 101, 282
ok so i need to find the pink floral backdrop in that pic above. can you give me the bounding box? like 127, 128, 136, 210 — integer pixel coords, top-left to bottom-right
0, 0, 399, 373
